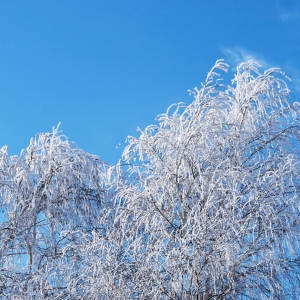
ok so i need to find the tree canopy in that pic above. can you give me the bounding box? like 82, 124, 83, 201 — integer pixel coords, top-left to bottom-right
1, 60, 300, 299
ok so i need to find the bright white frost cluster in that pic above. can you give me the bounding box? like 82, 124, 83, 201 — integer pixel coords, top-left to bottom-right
1, 60, 300, 299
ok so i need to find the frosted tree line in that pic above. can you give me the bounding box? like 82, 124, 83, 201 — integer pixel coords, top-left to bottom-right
1, 60, 300, 299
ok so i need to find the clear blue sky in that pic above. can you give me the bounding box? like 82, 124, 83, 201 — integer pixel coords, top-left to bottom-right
0, 0, 299, 164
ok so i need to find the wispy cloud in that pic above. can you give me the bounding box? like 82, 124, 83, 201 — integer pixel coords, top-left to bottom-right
221, 47, 270, 70
277, 0, 300, 22
279, 11, 300, 22
221, 46, 300, 97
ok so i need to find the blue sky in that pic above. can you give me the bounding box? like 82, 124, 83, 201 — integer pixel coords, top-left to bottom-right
0, 0, 299, 164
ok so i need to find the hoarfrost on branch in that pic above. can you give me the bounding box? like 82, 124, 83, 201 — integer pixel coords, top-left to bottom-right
1, 60, 300, 299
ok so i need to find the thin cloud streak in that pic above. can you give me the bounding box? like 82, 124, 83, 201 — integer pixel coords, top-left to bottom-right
222, 46, 300, 97
221, 47, 270, 70
279, 11, 300, 22
277, 0, 300, 22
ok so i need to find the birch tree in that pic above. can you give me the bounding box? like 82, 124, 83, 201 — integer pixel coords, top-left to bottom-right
111, 60, 300, 299
0, 126, 111, 298
1, 60, 300, 299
